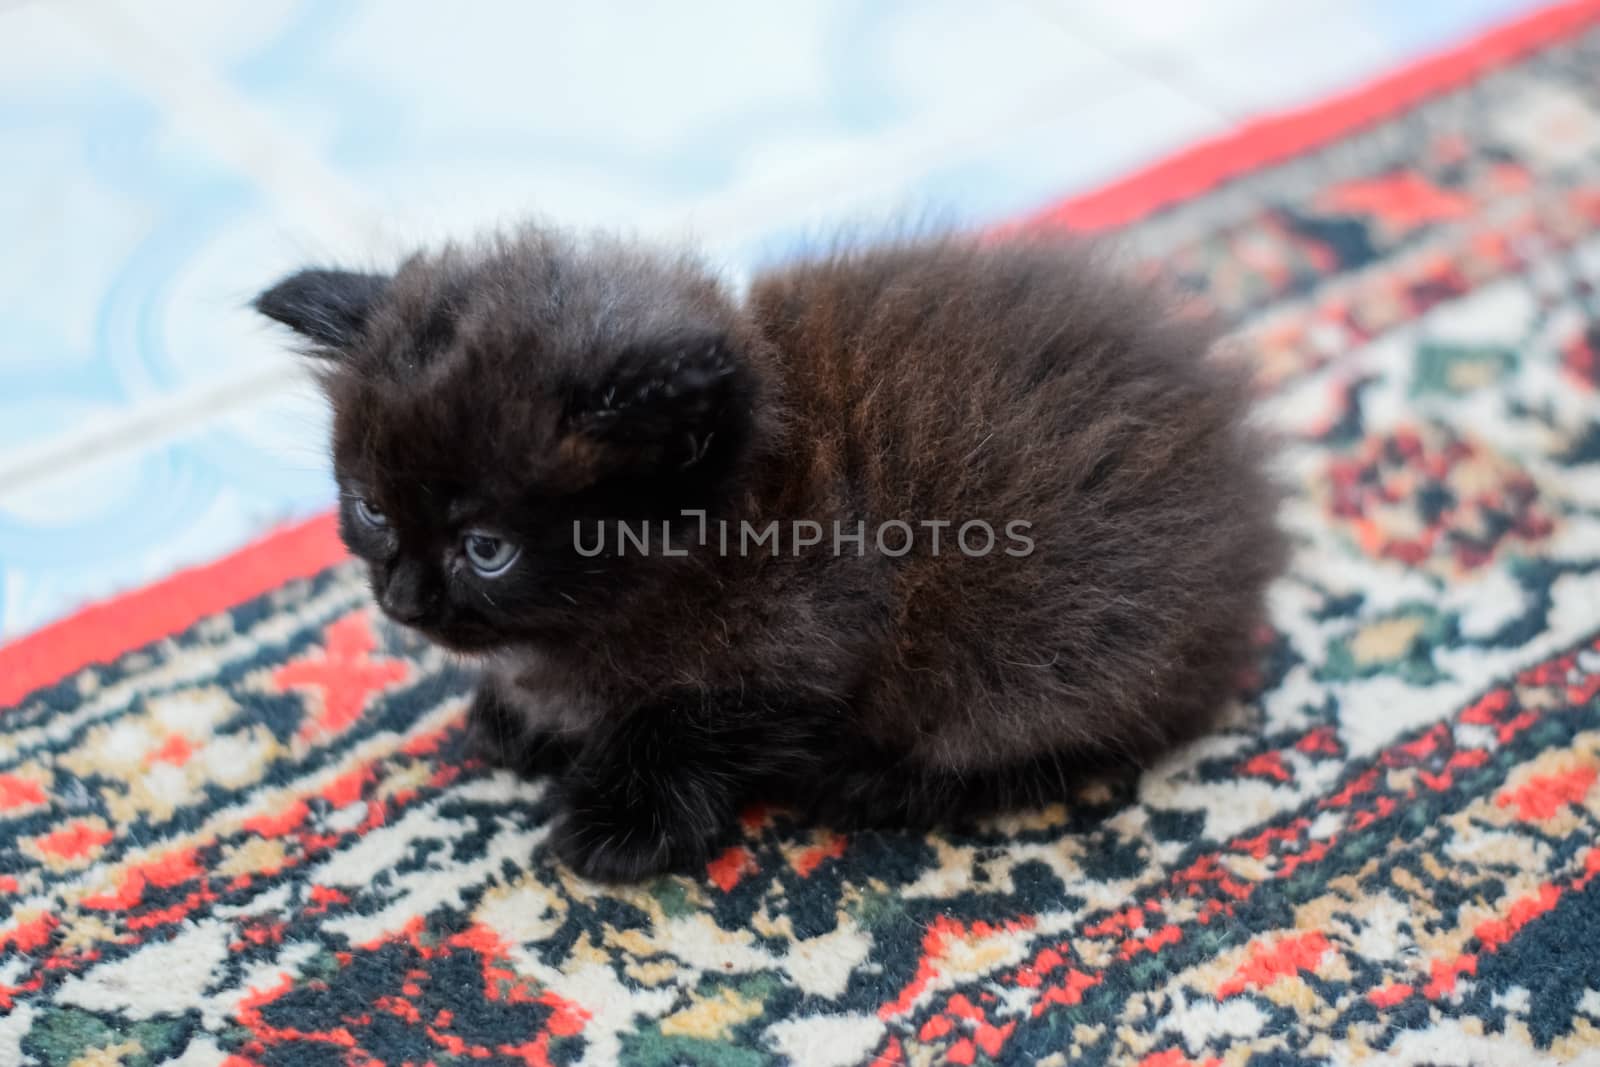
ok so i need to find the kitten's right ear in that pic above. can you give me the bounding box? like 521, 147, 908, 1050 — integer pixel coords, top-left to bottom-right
253, 269, 389, 349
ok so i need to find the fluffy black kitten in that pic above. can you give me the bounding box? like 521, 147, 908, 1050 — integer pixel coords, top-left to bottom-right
255, 227, 1285, 881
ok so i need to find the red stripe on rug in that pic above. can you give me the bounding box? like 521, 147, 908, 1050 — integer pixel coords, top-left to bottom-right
5, 0, 1599, 704
0, 514, 345, 708
1025, 0, 1600, 231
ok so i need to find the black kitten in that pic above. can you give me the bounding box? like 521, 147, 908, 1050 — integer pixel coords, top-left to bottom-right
256, 227, 1285, 881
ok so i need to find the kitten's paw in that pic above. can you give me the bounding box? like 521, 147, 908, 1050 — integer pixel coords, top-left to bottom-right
551, 777, 728, 882
551, 814, 677, 882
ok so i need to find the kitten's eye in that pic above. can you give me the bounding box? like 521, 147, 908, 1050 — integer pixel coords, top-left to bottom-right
354, 495, 387, 528
464, 531, 519, 577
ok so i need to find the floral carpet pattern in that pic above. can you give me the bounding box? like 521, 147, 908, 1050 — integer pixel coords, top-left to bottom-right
5, 6, 1600, 1065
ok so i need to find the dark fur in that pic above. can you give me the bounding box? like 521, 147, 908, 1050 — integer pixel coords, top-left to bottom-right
255, 227, 1285, 881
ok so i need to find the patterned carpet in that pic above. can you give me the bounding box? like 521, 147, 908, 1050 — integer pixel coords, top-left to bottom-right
5, 5, 1600, 1064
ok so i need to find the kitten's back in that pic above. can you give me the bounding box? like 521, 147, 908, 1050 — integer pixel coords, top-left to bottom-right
747, 235, 1284, 768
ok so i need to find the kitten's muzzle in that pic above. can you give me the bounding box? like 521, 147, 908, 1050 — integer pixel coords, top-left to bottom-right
379, 559, 440, 625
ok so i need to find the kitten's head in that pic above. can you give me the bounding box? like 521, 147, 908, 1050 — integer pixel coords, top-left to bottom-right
255, 229, 766, 652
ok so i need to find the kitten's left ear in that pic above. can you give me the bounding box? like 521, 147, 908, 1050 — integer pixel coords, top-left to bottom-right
567, 334, 749, 464
254, 268, 390, 349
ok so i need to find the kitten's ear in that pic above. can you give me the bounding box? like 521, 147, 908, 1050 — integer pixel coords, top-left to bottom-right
567, 334, 748, 463
253, 268, 389, 349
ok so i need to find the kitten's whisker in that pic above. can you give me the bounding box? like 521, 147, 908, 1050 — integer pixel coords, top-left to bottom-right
1000, 652, 1060, 669
963, 432, 995, 465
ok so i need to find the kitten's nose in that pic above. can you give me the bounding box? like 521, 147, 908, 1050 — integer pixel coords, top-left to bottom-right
380, 561, 436, 624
